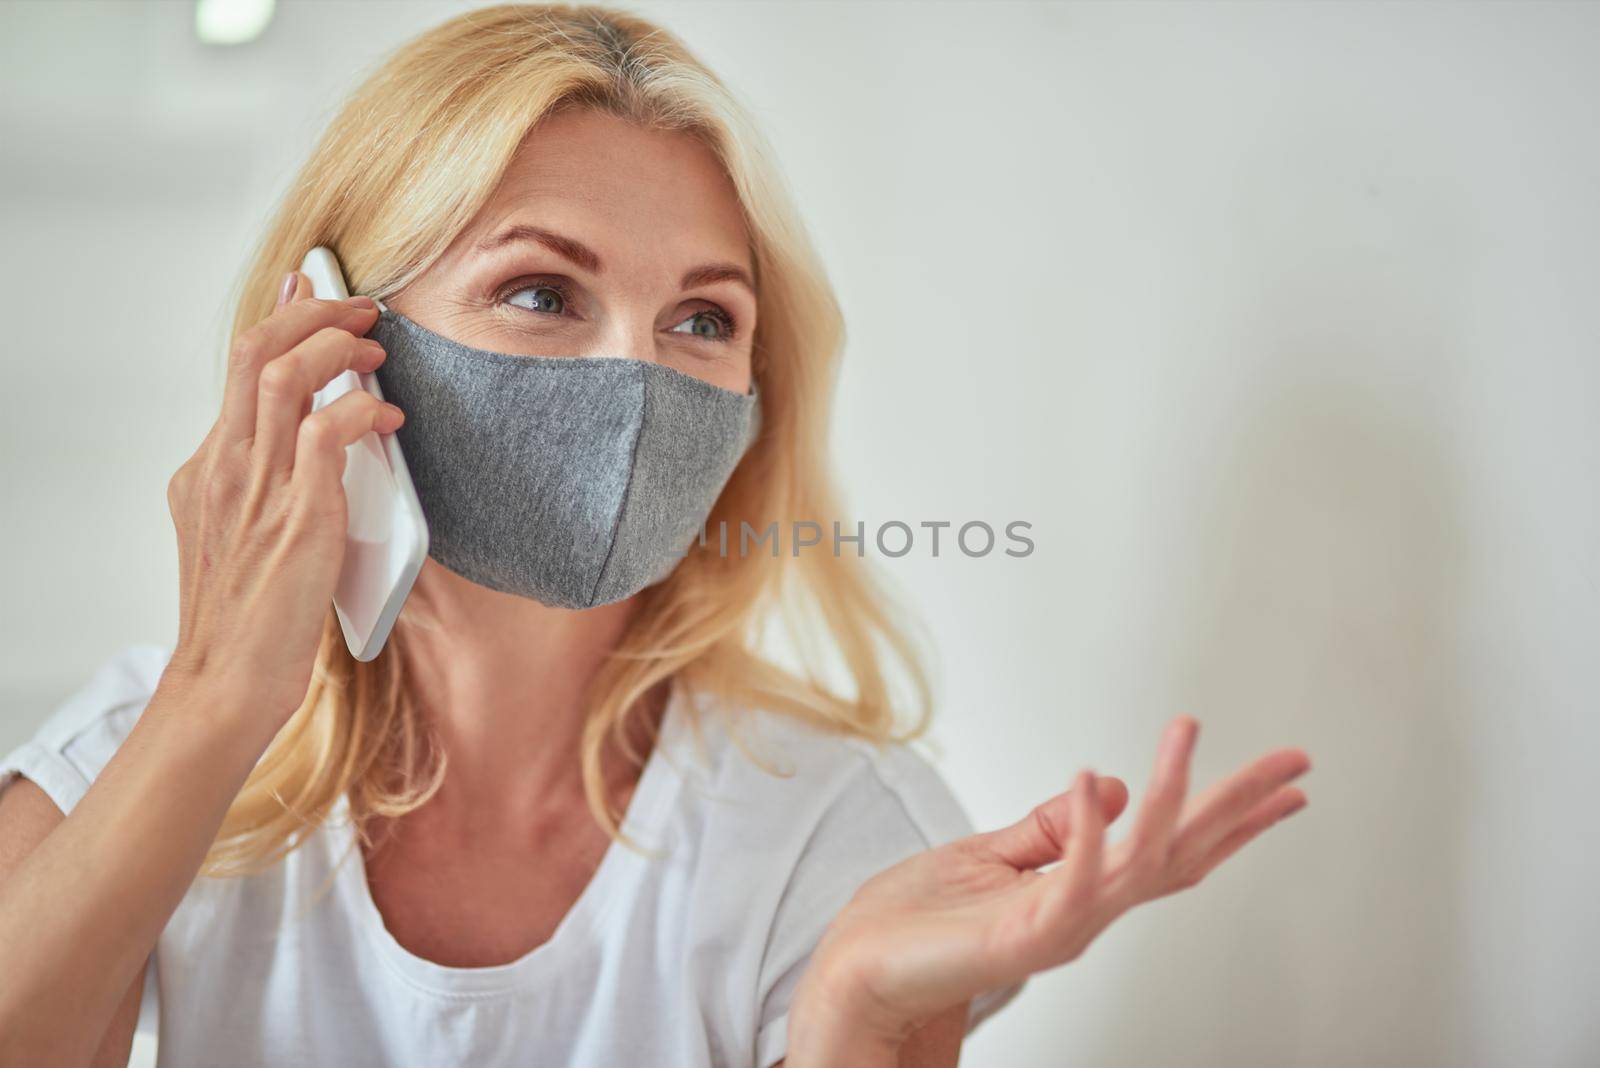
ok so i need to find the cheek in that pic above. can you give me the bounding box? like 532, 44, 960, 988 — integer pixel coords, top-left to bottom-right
664, 352, 752, 396
725, 354, 754, 395
710, 362, 755, 396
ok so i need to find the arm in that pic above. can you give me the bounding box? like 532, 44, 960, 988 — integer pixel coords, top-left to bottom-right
0, 277, 397, 1066
0, 669, 279, 1065
0, 778, 145, 1068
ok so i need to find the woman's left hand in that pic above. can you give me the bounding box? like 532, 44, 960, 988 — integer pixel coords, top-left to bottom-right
786, 716, 1310, 1064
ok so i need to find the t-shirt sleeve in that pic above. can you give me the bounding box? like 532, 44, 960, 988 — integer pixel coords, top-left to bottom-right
751, 742, 1028, 1067
0, 643, 173, 817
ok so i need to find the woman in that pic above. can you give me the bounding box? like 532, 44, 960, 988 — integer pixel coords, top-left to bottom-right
0, 5, 1311, 1066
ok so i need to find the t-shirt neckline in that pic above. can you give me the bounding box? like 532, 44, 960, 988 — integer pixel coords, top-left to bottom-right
326, 685, 689, 999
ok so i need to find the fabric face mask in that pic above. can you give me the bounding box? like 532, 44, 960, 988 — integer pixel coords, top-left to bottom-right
365, 309, 761, 609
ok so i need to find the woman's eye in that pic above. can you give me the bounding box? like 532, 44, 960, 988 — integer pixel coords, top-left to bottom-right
670, 309, 735, 342
505, 284, 567, 316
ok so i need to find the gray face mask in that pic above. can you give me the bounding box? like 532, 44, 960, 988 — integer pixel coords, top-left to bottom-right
366, 309, 760, 609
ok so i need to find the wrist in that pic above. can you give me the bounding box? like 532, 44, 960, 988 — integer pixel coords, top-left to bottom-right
150, 658, 290, 759
785, 953, 913, 1068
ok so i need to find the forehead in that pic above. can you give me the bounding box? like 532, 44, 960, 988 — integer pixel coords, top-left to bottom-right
471, 107, 752, 271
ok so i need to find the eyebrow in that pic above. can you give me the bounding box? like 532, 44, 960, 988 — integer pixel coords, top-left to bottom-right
475, 223, 756, 296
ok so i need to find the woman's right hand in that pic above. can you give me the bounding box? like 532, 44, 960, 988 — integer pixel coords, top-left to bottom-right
164, 271, 404, 726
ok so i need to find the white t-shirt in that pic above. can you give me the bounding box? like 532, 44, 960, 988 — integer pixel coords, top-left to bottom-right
0, 644, 1026, 1067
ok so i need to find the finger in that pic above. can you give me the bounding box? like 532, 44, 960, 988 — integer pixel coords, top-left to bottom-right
254, 327, 388, 474
1168, 747, 1311, 873
277, 268, 307, 308
219, 288, 380, 444
1179, 785, 1307, 890
284, 272, 315, 428
290, 389, 404, 493
1033, 770, 1105, 964
280, 273, 313, 428
970, 775, 1128, 870
1120, 716, 1199, 871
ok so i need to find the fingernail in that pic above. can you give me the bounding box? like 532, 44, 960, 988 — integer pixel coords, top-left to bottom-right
383, 402, 404, 422
277, 271, 297, 306
347, 295, 377, 310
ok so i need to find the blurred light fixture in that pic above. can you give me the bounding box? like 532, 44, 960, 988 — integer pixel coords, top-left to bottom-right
195, 0, 276, 46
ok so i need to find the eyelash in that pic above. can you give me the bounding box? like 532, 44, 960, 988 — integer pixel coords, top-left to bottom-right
499, 277, 740, 342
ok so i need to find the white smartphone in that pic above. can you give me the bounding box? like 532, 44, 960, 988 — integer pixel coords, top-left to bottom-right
299, 246, 429, 662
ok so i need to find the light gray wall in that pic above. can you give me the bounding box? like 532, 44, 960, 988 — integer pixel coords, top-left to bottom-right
2, 2, 1595, 1065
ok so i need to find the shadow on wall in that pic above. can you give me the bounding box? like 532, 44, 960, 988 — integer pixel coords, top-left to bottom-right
1096, 370, 1474, 1067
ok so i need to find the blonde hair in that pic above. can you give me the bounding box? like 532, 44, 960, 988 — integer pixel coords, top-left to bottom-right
203, 2, 931, 876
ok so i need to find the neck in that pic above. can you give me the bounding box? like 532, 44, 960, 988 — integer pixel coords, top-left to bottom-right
392, 558, 645, 825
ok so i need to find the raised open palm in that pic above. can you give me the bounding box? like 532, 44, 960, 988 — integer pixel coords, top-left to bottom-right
795, 717, 1311, 1038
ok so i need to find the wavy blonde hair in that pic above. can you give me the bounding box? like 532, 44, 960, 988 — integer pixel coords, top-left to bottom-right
202, 2, 931, 877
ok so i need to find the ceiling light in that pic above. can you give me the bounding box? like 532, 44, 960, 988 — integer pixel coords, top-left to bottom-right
195, 0, 276, 46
